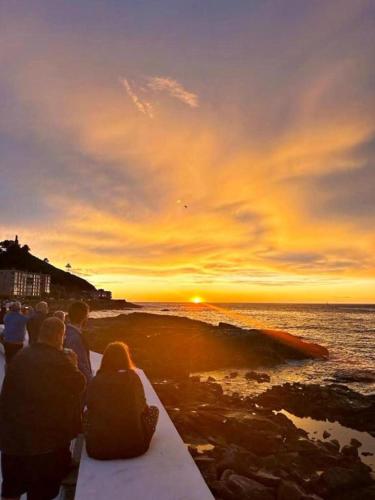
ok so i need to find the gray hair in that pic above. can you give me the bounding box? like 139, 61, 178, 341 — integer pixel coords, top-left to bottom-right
10, 301, 21, 312
36, 301, 49, 314
54, 310, 66, 322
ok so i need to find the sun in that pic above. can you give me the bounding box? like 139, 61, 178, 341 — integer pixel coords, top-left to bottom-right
191, 296, 204, 304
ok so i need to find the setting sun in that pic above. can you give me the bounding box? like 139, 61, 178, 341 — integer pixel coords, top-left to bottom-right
191, 296, 204, 304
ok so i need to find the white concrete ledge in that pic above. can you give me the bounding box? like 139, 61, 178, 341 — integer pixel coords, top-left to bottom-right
75, 352, 214, 500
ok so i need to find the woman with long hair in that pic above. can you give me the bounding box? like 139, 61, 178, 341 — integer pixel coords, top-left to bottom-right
85, 342, 159, 459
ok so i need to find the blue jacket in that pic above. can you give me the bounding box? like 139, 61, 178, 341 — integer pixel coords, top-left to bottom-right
3, 312, 27, 343
64, 325, 93, 384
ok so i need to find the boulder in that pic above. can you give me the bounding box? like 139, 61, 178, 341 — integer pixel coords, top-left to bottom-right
318, 465, 372, 493
245, 371, 271, 383
254, 383, 375, 435
277, 480, 306, 500
350, 438, 361, 448
227, 474, 275, 500
216, 445, 258, 477
323, 430, 331, 439
247, 469, 281, 487
341, 445, 359, 458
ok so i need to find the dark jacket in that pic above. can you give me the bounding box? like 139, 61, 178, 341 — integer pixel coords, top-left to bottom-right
0, 343, 86, 455
86, 369, 148, 459
27, 311, 48, 344
64, 325, 92, 384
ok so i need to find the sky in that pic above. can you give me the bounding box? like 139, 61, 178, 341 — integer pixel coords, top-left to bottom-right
0, 0, 374, 303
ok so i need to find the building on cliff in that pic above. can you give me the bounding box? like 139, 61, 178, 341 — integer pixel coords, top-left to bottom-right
0, 236, 97, 299
0, 269, 51, 298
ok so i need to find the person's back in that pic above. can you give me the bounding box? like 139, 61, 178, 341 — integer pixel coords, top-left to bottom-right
86, 342, 159, 460
3, 309, 27, 343
64, 301, 92, 384
86, 369, 147, 459
3, 302, 27, 363
0, 317, 86, 499
0, 343, 84, 454
27, 301, 49, 344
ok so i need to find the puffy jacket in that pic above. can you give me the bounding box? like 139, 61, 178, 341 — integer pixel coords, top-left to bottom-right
86, 369, 148, 459
0, 343, 86, 455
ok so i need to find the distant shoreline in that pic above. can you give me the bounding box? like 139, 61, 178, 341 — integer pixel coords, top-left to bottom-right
4, 298, 143, 312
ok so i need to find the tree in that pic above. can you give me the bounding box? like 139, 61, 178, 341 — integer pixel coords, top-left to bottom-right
0, 240, 14, 250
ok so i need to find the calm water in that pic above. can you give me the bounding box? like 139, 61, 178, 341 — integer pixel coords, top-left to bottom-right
92, 302, 375, 395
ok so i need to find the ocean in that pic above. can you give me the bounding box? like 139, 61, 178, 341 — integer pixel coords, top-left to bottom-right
92, 302, 375, 396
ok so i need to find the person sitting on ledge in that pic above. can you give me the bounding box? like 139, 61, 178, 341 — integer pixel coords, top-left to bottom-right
64, 301, 92, 385
0, 317, 86, 500
85, 342, 159, 460
2, 302, 27, 365
27, 301, 49, 344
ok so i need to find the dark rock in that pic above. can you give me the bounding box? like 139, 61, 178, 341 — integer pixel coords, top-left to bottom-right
88, 311, 329, 379
341, 445, 358, 458
332, 369, 375, 384
362, 451, 374, 456
220, 469, 235, 481
350, 438, 361, 448
277, 480, 306, 500
254, 383, 375, 435
227, 474, 275, 500
247, 469, 281, 487
323, 430, 331, 439
330, 439, 340, 450
331, 484, 375, 500
229, 372, 238, 379
216, 445, 258, 477
245, 371, 271, 383
318, 465, 372, 494
260, 455, 278, 469
188, 445, 199, 457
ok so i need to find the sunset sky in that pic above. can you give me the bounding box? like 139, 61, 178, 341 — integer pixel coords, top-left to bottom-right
1, 1, 374, 303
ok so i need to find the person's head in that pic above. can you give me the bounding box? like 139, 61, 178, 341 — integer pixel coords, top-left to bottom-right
10, 301, 21, 312
36, 301, 49, 315
38, 317, 65, 350
54, 310, 66, 322
100, 342, 135, 373
68, 301, 89, 326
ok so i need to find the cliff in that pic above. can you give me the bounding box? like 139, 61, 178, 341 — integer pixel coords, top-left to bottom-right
0, 239, 95, 294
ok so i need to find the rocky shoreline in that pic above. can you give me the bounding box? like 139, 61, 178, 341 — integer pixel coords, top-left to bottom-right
87, 313, 375, 499
156, 377, 375, 500
87, 312, 328, 378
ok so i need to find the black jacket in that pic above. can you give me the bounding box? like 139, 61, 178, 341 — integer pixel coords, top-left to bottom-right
86, 369, 148, 459
0, 343, 86, 455
27, 312, 48, 344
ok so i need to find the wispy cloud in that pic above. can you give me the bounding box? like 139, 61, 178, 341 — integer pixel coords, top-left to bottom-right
120, 78, 154, 118
147, 76, 199, 108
